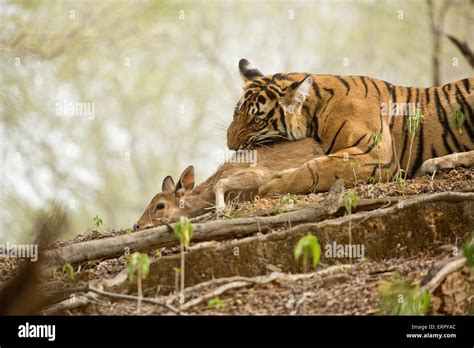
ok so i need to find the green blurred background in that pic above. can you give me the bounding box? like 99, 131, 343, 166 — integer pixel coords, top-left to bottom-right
1, 0, 472, 243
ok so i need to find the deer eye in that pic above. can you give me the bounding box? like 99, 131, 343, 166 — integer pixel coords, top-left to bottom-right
155, 203, 165, 211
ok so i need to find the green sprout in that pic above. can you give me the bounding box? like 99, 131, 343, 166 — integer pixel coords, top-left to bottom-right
173, 216, 194, 297
343, 191, 358, 252
451, 109, 465, 135
395, 169, 405, 189
173, 216, 193, 249
207, 297, 226, 309
348, 160, 360, 184
87, 259, 99, 266
281, 193, 297, 209
462, 237, 474, 269
93, 214, 103, 228
378, 273, 430, 315
343, 191, 359, 215
294, 233, 321, 273
62, 262, 75, 280
367, 176, 376, 185
385, 168, 392, 182
173, 267, 181, 295
405, 109, 424, 180
127, 252, 151, 312
451, 110, 465, 151
274, 207, 284, 215
372, 132, 383, 182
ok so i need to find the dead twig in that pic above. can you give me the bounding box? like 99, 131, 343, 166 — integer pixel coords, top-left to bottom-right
422, 257, 467, 293
87, 286, 181, 314
40, 294, 92, 315
290, 292, 316, 315
177, 265, 353, 311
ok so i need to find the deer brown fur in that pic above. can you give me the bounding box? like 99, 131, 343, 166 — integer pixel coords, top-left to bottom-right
133, 138, 325, 231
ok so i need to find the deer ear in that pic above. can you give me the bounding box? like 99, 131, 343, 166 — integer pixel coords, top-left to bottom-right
162, 176, 175, 193
239, 59, 263, 83
176, 165, 195, 194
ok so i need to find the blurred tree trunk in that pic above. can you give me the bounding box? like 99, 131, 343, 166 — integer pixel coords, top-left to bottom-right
427, 0, 451, 86
446, 34, 474, 68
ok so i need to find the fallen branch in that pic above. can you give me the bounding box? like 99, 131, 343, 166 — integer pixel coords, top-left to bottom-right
179, 272, 280, 311
422, 257, 467, 293
86, 286, 180, 314
178, 265, 352, 311
41, 294, 92, 315
43, 192, 474, 269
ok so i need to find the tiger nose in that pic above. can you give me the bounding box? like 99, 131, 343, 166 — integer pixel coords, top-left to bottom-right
227, 126, 241, 150
133, 223, 140, 232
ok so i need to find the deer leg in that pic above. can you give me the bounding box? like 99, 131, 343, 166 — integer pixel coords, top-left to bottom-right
214, 179, 228, 213
214, 169, 270, 212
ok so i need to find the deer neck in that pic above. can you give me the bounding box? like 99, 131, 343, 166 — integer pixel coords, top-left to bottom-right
182, 182, 216, 218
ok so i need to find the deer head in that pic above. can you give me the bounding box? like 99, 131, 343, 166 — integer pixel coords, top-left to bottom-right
133, 166, 195, 231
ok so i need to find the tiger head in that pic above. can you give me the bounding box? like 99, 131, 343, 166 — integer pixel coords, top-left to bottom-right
227, 59, 313, 150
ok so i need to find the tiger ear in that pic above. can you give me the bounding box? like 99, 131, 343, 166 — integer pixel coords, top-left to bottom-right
239, 59, 263, 83
285, 75, 313, 110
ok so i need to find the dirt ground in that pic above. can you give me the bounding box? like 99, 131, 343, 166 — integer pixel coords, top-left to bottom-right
1, 168, 473, 315
60, 252, 472, 316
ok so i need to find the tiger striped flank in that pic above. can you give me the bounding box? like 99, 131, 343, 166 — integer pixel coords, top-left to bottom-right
227, 59, 474, 195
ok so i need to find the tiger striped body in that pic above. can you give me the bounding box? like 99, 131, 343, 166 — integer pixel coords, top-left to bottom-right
227, 59, 474, 195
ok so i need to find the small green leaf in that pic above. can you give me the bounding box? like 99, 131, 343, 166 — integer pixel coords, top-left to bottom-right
173, 216, 194, 248
207, 296, 226, 309
93, 214, 103, 227
294, 233, 321, 268
451, 110, 465, 134
463, 238, 474, 268
62, 262, 75, 280
281, 194, 297, 208
371, 132, 382, 147
406, 109, 424, 135
378, 273, 430, 315
395, 170, 405, 189
127, 252, 151, 282
343, 191, 358, 215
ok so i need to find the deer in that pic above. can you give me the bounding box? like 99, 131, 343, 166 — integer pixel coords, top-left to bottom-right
133, 138, 325, 231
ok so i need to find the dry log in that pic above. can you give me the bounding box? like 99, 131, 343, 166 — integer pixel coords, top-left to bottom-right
43, 192, 474, 269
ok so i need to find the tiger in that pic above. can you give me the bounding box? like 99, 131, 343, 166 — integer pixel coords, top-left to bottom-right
227, 59, 474, 197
